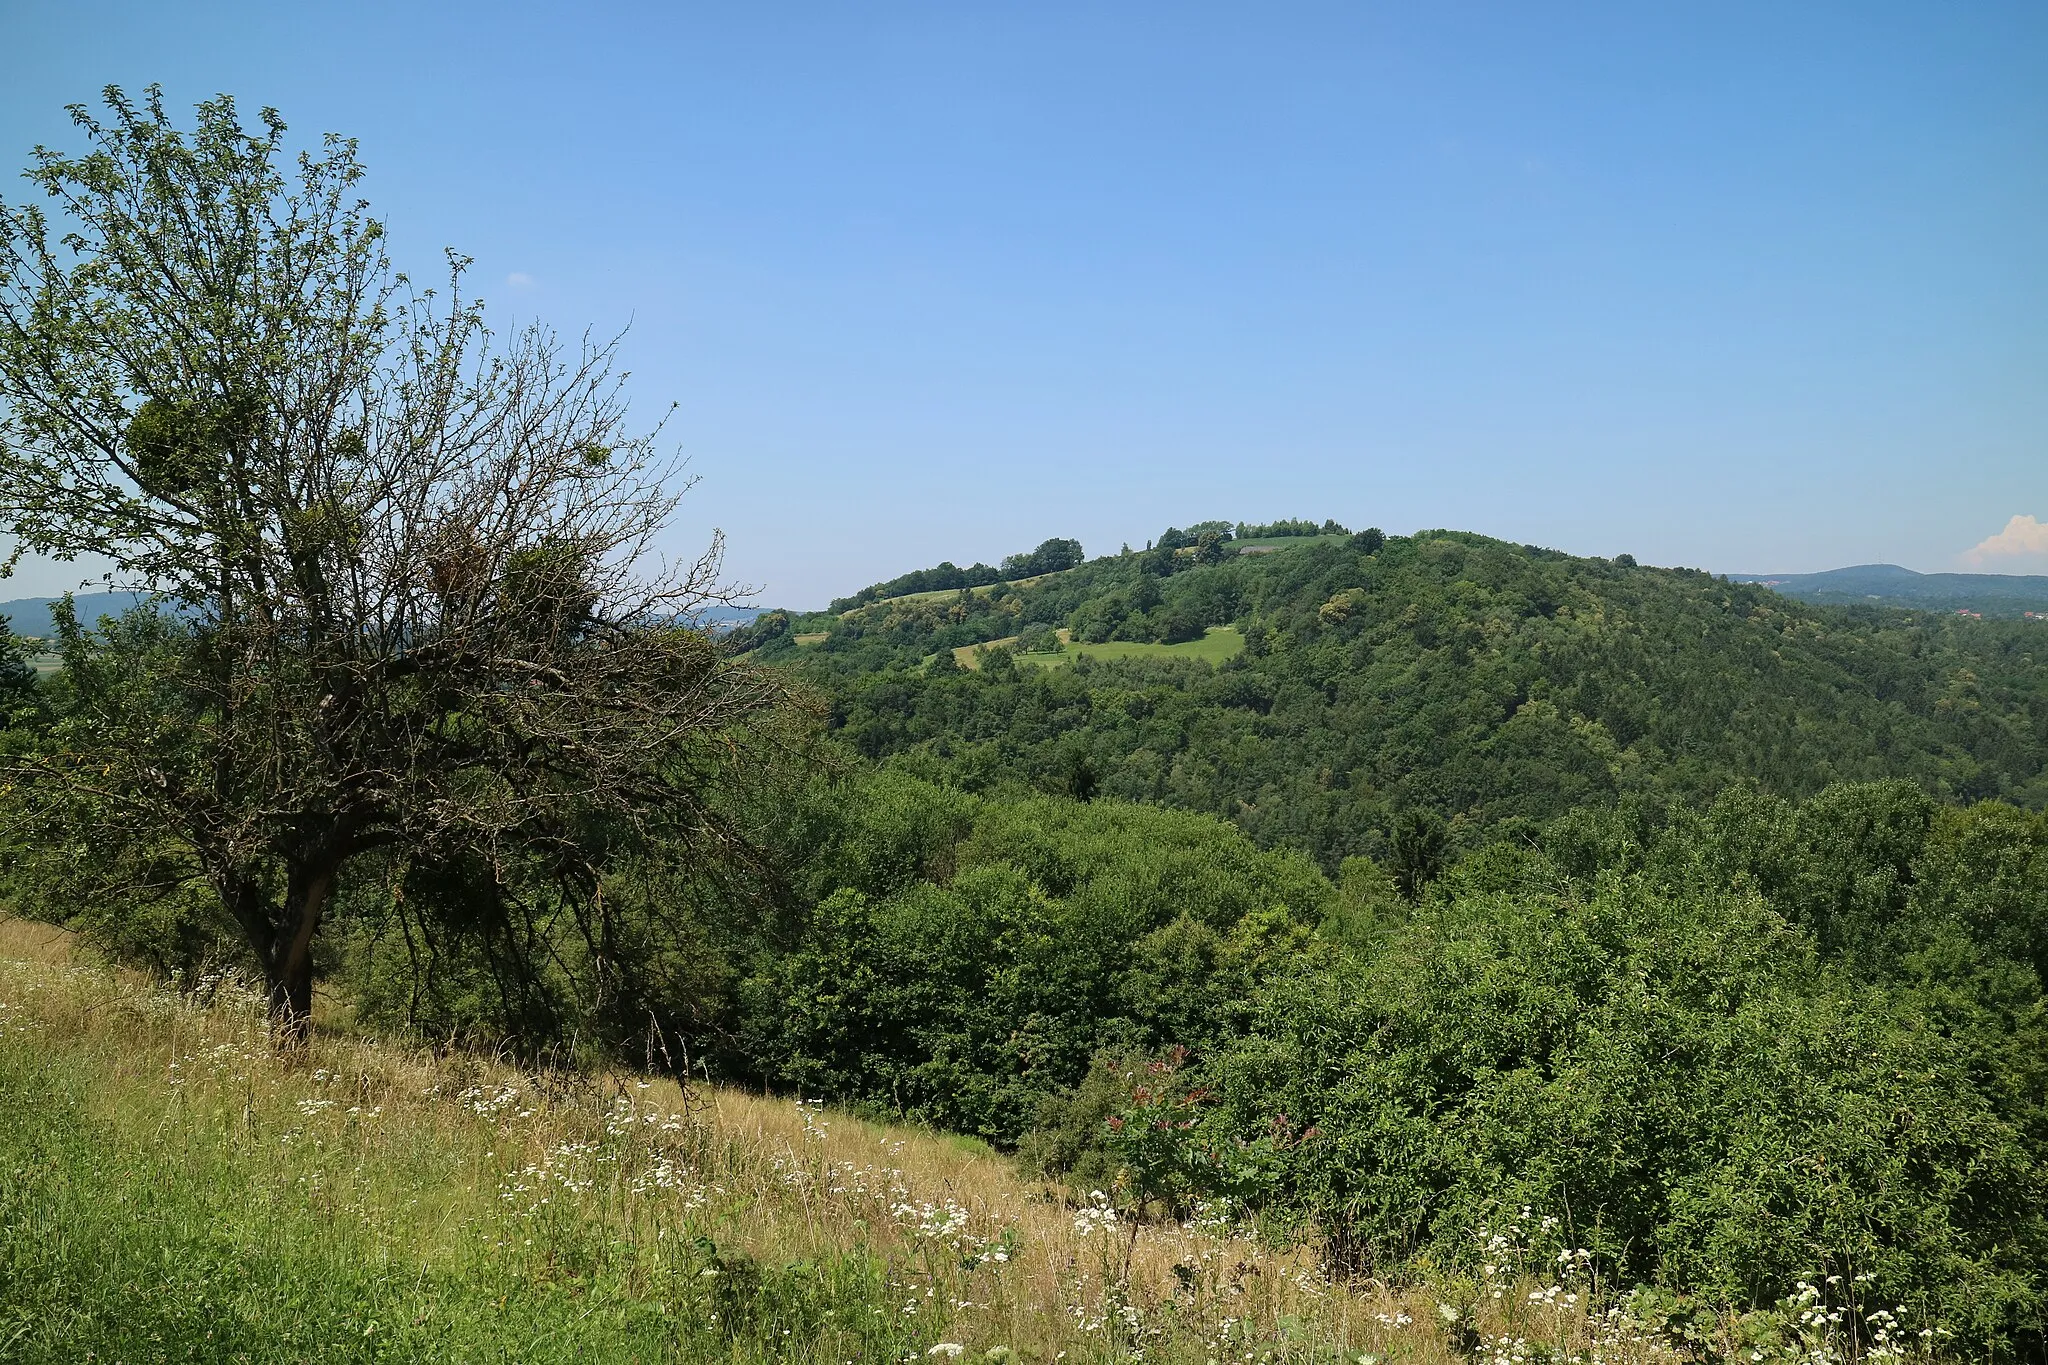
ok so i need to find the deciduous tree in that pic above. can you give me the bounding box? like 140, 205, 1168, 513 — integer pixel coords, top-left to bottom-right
0, 88, 786, 1036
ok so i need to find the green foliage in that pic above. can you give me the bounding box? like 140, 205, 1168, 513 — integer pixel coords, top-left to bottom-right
1015, 623, 1065, 654
1238, 518, 1342, 539
749, 530, 2048, 869
1204, 870, 2048, 1342
1004, 536, 1085, 578
334, 852, 751, 1066
1389, 809, 1448, 900
1092, 1047, 1276, 1224
735, 773, 1331, 1142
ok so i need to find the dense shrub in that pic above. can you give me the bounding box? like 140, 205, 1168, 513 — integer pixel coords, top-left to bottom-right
1203, 873, 2048, 1342
736, 779, 1331, 1141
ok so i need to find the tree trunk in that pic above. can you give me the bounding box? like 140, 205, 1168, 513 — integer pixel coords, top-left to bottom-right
268, 951, 316, 1044
265, 865, 335, 1046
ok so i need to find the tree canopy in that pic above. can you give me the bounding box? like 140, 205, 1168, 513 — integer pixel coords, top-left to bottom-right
0, 87, 785, 1034
742, 530, 2048, 866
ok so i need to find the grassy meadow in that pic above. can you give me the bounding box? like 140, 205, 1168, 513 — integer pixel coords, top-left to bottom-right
0, 915, 1821, 1365
1230, 535, 1350, 552
947, 627, 1245, 671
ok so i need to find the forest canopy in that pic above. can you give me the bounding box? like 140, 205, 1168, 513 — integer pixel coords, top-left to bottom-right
741, 529, 2048, 868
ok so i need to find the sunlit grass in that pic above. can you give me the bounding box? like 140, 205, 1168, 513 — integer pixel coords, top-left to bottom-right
947, 627, 1245, 672
0, 918, 1928, 1364
1034, 625, 1245, 668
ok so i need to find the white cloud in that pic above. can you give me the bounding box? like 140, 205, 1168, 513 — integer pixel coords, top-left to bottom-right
1963, 514, 2048, 566
506, 271, 535, 288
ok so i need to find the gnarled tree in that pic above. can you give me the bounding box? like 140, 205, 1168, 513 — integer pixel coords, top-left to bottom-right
0, 87, 788, 1037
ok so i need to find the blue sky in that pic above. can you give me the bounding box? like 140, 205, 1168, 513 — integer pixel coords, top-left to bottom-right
6, 2, 2046, 606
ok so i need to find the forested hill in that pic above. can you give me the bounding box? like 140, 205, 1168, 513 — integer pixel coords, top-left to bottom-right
1731, 563, 2048, 616
736, 528, 2048, 868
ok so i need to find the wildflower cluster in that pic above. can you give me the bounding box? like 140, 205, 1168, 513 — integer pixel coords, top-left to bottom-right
605, 1091, 693, 1139
1071, 1188, 1121, 1238
501, 1138, 608, 1211
1755, 1277, 1944, 1365
165, 1038, 264, 1087
453, 1083, 533, 1122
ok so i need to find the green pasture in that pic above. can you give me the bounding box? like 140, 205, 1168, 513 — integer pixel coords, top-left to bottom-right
952, 626, 1243, 670
1233, 533, 1349, 553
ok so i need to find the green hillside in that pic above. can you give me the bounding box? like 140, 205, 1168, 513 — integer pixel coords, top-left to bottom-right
739, 528, 2048, 867
943, 625, 1244, 670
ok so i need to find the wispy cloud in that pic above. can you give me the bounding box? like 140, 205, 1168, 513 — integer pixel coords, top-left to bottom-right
506, 271, 535, 289
1963, 514, 2048, 566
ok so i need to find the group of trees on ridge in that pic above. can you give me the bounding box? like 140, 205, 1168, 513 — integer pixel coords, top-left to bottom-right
10, 89, 2048, 1354
828, 537, 1087, 613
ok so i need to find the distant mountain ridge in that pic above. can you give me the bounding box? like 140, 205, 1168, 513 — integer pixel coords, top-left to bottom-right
1732, 564, 2048, 616
0, 592, 146, 641
0, 592, 764, 643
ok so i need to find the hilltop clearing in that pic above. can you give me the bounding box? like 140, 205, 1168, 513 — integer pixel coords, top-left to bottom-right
944, 626, 1245, 670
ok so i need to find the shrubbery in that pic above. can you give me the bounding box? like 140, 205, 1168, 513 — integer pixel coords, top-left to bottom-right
736, 777, 1329, 1141
1207, 871, 2046, 1339
716, 771, 2048, 1349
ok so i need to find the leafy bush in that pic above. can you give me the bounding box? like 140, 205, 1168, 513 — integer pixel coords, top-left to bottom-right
1203, 870, 2048, 1345
737, 778, 1332, 1142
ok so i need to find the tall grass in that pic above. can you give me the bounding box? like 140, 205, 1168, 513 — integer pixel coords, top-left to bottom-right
0, 919, 1930, 1364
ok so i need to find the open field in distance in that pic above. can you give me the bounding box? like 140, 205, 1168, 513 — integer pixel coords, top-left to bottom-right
948, 626, 1245, 671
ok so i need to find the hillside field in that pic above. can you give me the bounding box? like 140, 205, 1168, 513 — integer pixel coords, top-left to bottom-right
946, 626, 1245, 670
0, 917, 1740, 1365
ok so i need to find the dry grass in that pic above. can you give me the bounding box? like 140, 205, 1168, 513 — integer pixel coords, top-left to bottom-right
0, 916, 1835, 1364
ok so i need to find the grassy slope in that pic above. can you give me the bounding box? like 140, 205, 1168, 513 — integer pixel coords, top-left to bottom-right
1029, 626, 1246, 669
0, 923, 1951, 1363
849, 573, 1066, 616
949, 627, 1245, 671
0, 919, 1453, 1364
799, 538, 1339, 646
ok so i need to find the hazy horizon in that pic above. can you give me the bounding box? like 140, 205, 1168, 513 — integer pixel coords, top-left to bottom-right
7, 538, 2048, 619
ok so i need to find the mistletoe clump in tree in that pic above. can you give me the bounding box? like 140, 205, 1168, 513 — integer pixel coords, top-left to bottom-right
0, 87, 788, 1037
